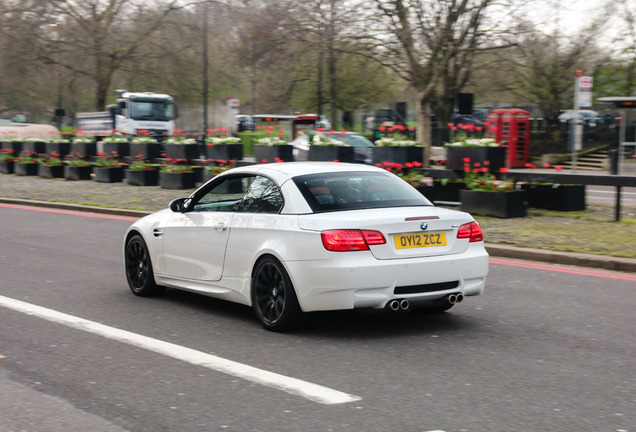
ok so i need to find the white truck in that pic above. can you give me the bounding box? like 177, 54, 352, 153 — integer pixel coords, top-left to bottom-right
76, 90, 178, 140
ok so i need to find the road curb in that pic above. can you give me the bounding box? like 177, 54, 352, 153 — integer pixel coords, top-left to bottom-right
485, 244, 636, 273
3, 197, 636, 273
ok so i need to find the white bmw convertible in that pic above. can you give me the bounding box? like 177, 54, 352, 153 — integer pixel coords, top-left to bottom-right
124, 162, 488, 331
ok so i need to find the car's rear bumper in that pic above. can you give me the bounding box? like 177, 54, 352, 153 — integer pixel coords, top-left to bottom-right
285, 244, 488, 311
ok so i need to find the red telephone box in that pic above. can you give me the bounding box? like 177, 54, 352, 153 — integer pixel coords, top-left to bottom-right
504, 109, 530, 167
487, 109, 507, 143
487, 108, 530, 168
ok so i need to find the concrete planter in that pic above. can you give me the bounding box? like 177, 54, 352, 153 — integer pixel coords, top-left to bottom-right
93, 166, 124, 183
159, 171, 197, 189
38, 164, 65, 179
64, 165, 93, 181
205, 143, 243, 161
165, 144, 200, 161
125, 168, 159, 186
14, 163, 39, 176
308, 146, 354, 162
460, 190, 527, 218
372, 146, 423, 165
254, 145, 294, 163
446, 147, 506, 173
522, 184, 586, 211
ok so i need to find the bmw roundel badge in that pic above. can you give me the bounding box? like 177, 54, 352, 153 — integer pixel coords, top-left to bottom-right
420, 222, 428, 231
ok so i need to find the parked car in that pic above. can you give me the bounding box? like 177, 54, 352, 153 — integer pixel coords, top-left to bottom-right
290, 130, 375, 164
236, 115, 255, 132
558, 110, 599, 128
124, 162, 489, 331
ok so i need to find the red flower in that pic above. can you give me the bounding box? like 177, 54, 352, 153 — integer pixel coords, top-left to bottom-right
500, 167, 509, 173
463, 157, 470, 163
555, 166, 563, 171
316, 128, 324, 132
544, 163, 551, 168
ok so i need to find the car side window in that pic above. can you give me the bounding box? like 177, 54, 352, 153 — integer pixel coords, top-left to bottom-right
191, 175, 254, 212
237, 176, 283, 214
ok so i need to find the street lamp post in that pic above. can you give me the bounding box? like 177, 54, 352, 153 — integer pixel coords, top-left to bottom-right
202, 1, 209, 140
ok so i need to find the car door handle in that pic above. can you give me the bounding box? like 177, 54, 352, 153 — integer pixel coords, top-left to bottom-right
214, 223, 228, 231
153, 229, 164, 237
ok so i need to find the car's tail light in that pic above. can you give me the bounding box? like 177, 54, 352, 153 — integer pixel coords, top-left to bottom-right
321, 229, 386, 251
457, 221, 483, 242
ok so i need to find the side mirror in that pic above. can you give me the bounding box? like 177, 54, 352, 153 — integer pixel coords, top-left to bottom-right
169, 198, 189, 213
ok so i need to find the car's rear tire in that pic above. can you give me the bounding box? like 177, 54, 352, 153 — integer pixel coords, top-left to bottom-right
251, 257, 302, 332
125, 234, 164, 297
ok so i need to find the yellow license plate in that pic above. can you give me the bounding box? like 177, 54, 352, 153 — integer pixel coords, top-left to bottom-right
394, 232, 447, 249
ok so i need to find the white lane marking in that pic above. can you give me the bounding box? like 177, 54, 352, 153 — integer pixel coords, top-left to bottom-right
0, 295, 361, 405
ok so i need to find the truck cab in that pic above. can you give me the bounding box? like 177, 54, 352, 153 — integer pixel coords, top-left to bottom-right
114, 90, 178, 140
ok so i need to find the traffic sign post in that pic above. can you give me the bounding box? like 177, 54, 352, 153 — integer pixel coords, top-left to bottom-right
571, 71, 593, 172
227, 97, 240, 136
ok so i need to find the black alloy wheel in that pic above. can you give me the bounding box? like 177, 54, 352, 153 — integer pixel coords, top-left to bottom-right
251, 257, 302, 332
125, 234, 164, 297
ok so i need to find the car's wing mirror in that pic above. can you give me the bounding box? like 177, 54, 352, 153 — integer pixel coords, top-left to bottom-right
169, 198, 189, 213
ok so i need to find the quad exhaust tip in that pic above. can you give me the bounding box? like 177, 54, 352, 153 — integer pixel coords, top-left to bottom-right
447, 293, 464, 304
387, 293, 463, 311
387, 299, 410, 311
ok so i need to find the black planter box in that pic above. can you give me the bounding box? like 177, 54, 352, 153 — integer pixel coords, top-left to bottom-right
254, 145, 294, 163
130, 143, 161, 160
71, 142, 97, 158
308, 146, 354, 163
159, 171, 197, 189
372, 146, 423, 165
45, 142, 71, 158
14, 163, 39, 176
38, 164, 65, 179
22, 141, 46, 155
427, 180, 468, 202
522, 184, 586, 211
1, 141, 23, 154
446, 147, 506, 173
460, 190, 527, 218
64, 165, 93, 181
165, 144, 200, 161
0, 161, 15, 174
103, 142, 130, 158
93, 166, 124, 183
416, 186, 436, 202
125, 169, 159, 186
205, 143, 243, 161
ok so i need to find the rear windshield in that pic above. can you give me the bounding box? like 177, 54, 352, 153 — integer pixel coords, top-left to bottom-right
293, 171, 432, 212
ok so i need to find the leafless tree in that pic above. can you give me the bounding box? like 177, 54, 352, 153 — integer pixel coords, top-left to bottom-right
369, 0, 517, 164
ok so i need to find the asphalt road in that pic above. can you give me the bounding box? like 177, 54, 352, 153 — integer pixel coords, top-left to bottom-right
1, 205, 635, 432
587, 185, 636, 208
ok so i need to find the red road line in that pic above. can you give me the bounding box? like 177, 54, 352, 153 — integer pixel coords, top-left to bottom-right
0, 203, 139, 222
490, 258, 636, 282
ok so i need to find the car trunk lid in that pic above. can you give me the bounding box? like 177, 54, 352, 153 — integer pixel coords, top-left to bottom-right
298, 207, 477, 259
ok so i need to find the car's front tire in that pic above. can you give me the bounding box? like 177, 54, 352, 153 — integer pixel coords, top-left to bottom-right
251, 257, 302, 332
125, 234, 164, 297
